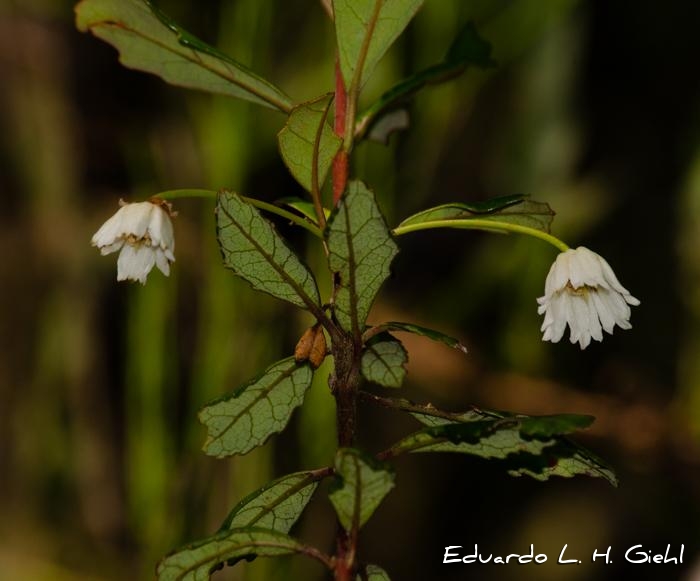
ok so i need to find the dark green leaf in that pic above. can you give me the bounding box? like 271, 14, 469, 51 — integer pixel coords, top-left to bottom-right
220, 470, 324, 533
506, 442, 616, 484
370, 322, 467, 354
396, 193, 522, 223
157, 527, 307, 580
278, 94, 342, 192
357, 564, 391, 581
329, 448, 395, 531
411, 409, 594, 435
360, 333, 407, 389
392, 412, 616, 486
199, 357, 313, 458
217, 192, 321, 311
358, 22, 494, 141
326, 181, 398, 334
397, 195, 555, 234
519, 414, 595, 438
75, 0, 292, 112
334, 0, 424, 86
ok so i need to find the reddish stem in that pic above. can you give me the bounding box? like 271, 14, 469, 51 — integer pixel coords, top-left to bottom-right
331, 56, 357, 581
332, 59, 349, 205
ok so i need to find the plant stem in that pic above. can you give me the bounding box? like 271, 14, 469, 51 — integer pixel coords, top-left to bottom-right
310, 98, 332, 230
328, 327, 361, 581
155, 189, 322, 237
332, 59, 349, 204
393, 218, 570, 252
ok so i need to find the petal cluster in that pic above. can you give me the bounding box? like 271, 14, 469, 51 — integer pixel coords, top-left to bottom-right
537, 246, 640, 349
91, 200, 175, 284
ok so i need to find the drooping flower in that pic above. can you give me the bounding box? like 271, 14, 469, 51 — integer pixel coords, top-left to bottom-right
537, 246, 640, 349
91, 199, 175, 284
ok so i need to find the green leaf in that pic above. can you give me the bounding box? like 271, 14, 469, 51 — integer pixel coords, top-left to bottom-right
75, 0, 292, 112
220, 470, 324, 533
357, 564, 391, 581
358, 22, 494, 140
397, 194, 555, 234
326, 181, 399, 334
391, 411, 616, 486
278, 94, 342, 192
360, 333, 407, 389
333, 0, 424, 86
329, 448, 395, 531
157, 527, 308, 581
369, 321, 467, 354
199, 357, 313, 458
217, 192, 321, 311
506, 442, 617, 485
277, 197, 330, 226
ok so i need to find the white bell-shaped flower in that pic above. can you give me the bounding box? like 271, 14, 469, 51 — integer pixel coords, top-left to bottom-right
537, 246, 640, 349
91, 199, 175, 284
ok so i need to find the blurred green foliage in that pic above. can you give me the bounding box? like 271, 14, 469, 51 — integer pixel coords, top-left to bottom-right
1, 0, 700, 580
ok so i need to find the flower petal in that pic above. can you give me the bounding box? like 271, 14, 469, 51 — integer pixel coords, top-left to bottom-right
537, 246, 639, 348
93, 200, 177, 284
154, 248, 172, 276
117, 244, 156, 284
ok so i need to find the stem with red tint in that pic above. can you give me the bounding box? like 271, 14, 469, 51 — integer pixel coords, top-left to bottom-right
332, 59, 349, 205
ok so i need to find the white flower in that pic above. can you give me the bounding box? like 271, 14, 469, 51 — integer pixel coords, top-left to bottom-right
537, 246, 640, 349
91, 199, 175, 284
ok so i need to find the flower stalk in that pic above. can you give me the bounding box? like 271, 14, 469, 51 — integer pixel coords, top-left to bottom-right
392, 218, 571, 253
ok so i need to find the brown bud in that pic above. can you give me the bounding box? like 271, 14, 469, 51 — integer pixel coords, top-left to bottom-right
294, 324, 327, 369
308, 326, 327, 369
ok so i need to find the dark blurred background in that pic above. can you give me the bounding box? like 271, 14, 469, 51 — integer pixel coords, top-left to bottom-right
2, 0, 700, 580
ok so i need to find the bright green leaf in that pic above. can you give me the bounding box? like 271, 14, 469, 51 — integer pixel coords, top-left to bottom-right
75, 0, 292, 112
370, 321, 467, 354
397, 195, 555, 234
358, 22, 494, 141
329, 448, 395, 531
360, 333, 407, 388
277, 197, 330, 226
333, 0, 424, 86
392, 411, 616, 486
217, 192, 321, 311
157, 527, 307, 581
357, 564, 391, 581
199, 357, 313, 458
326, 181, 399, 334
220, 470, 325, 533
278, 94, 342, 192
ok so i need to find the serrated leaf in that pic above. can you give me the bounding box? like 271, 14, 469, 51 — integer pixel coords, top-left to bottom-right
360, 333, 407, 388
217, 192, 321, 311
199, 357, 313, 458
220, 470, 323, 533
506, 441, 616, 484
371, 321, 467, 353
358, 22, 494, 141
397, 195, 555, 234
157, 527, 306, 581
329, 448, 395, 531
391, 412, 616, 486
278, 94, 342, 192
357, 564, 391, 581
75, 0, 292, 112
326, 181, 398, 334
334, 0, 423, 87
